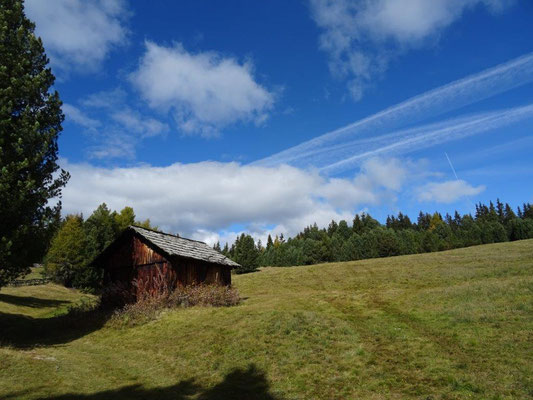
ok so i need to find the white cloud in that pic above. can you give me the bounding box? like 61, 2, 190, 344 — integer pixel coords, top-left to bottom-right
63, 89, 169, 159
60, 157, 405, 244
310, 0, 514, 99
417, 179, 485, 203
361, 157, 406, 190
81, 88, 127, 109
85, 131, 137, 160
25, 0, 129, 73
110, 110, 169, 138
130, 41, 275, 136
62, 104, 100, 129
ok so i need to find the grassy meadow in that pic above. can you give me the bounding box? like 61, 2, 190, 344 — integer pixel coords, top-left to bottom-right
20, 266, 45, 281
1, 240, 532, 399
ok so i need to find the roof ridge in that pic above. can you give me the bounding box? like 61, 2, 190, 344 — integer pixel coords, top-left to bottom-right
129, 225, 210, 245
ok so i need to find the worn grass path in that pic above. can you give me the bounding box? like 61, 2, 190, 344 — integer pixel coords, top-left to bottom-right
1, 240, 532, 399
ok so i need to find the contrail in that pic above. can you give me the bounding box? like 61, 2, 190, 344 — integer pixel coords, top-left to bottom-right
319, 103, 533, 174
253, 52, 533, 170
445, 152, 459, 181
444, 152, 475, 208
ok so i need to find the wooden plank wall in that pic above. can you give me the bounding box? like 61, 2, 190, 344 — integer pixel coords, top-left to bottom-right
171, 256, 231, 286
102, 234, 232, 302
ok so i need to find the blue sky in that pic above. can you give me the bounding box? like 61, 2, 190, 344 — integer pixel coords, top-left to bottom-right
25, 0, 533, 244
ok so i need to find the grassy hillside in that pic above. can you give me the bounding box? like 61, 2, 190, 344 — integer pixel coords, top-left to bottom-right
1, 240, 532, 399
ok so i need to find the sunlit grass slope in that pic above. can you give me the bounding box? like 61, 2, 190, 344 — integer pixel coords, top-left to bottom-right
1, 240, 532, 399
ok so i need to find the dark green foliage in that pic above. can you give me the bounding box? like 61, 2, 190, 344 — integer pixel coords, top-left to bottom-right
327, 220, 338, 237
336, 220, 352, 240
134, 218, 158, 230
329, 233, 344, 262
233, 234, 260, 274
374, 228, 401, 257
397, 229, 421, 255
339, 234, 364, 261
84, 203, 118, 263
44, 215, 87, 287
417, 212, 431, 231
44, 205, 147, 290
386, 212, 413, 231
251, 200, 533, 268
457, 215, 482, 247
352, 213, 380, 235
266, 234, 273, 250
421, 231, 441, 253
0, 0, 69, 287
114, 206, 135, 233
507, 218, 533, 241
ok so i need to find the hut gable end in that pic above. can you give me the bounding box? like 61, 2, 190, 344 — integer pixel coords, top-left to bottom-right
132, 236, 168, 266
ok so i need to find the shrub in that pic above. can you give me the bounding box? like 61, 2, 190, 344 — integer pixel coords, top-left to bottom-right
109, 283, 241, 327
100, 281, 137, 308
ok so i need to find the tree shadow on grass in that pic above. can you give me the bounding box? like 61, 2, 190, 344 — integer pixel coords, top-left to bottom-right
9, 364, 283, 400
0, 293, 70, 308
0, 307, 110, 349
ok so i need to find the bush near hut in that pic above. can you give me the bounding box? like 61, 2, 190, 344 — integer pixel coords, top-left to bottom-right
104, 267, 240, 327
109, 284, 241, 327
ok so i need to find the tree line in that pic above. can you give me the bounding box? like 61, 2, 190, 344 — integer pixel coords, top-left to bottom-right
220, 200, 533, 273
44, 204, 155, 290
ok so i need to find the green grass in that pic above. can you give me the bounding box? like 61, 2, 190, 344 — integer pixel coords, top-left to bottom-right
1, 240, 532, 399
20, 266, 45, 280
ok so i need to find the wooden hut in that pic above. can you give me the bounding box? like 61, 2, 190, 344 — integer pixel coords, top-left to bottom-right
92, 226, 239, 301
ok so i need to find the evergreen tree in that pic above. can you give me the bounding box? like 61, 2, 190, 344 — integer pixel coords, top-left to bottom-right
417, 212, 431, 231
361, 213, 381, 232
507, 218, 533, 241
340, 234, 364, 261
500, 203, 512, 221
397, 229, 421, 255
457, 215, 482, 247
327, 220, 338, 237
0, 0, 69, 287
135, 218, 158, 230
397, 212, 413, 230
429, 212, 444, 230
496, 199, 505, 224
114, 206, 135, 233
233, 234, 260, 274
433, 221, 454, 250
421, 231, 441, 253
452, 211, 463, 231
213, 241, 221, 252
523, 203, 533, 220
352, 214, 364, 234
375, 228, 401, 257
337, 220, 352, 240
360, 231, 379, 259
84, 203, 117, 263
266, 234, 273, 250
44, 215, 87, 287
329, 233, 344, 261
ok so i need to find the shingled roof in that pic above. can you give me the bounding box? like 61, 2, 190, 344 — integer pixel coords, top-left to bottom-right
129, 226, 240, 268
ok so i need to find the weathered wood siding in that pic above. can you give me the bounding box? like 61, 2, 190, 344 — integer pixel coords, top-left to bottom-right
101, 232, 232, 302
171, 256, 231, 286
